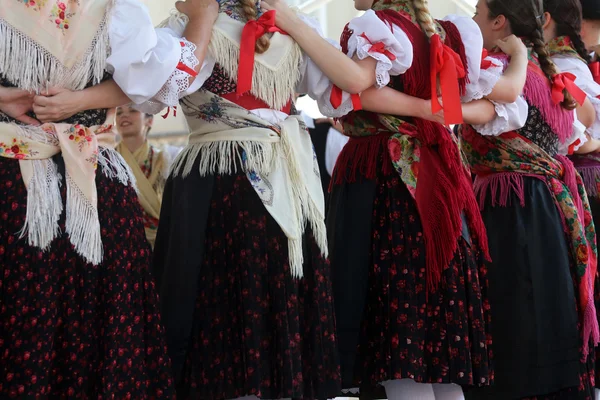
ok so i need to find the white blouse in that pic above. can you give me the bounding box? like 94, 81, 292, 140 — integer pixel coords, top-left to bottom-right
313, 11, 527, 135
106, 0, 200, 109
552, 54, 600, 140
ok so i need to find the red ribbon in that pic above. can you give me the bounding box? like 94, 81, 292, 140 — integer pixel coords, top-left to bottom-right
359, 33, 397, 61
590, 61, 600, 85
551, 72, 587, 106
330, 85, 362, 111
161, 106, 177, 119
237, 10, 286, 96
177, 42, 198, 77
480, 48, 496, 70
430, 34, 466, 125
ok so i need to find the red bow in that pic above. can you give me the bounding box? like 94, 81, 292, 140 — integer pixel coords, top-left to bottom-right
551, 72, 587, 106
430, 34, 466, 125
237, 10, 286, 96
590, 61, 600, 85
330, 85, 362, 111
359, 33, 397, 61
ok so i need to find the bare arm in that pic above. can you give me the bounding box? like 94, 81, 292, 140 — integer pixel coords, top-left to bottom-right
577, 98, 596, 129
360, 86, 497, 125
575, 134, 600, 154
486, 52, 528, 104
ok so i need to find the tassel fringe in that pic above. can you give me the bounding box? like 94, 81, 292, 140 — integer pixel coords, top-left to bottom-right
0, 11, 110, 92
18, 158, 63, 250
65, 174, 103, 265
171, 141, 277, 178
98, 147, 136, 189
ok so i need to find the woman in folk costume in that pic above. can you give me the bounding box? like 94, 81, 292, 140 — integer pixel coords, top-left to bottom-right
0, 0, 217, 397
459, 0, 600, 398
262, 0, 529, 399
543, 1, 600, 399
115, 106, 169, 248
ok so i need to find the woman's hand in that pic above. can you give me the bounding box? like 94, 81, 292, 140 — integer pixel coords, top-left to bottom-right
496, 35, 526, 58
260, 0, 299, 31
176, 0, 219, 23
0, 87, 39, 125
33, 87, 83, 123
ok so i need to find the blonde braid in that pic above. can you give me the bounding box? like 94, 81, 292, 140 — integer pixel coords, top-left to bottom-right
410, 0, 437, 39
241, 0, 270, 54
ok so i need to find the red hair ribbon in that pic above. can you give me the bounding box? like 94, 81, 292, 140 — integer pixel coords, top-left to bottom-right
551, 72, 587, 106
430, 34, 466, 125
237, 10, 286, 96
162, 106, 177, 119
589, 61, 600, 85
330, 85, 362, 111
176, 42, 199, 77
359, 33, 397, 61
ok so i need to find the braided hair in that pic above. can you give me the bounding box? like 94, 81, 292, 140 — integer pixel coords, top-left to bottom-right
241, 0, 270, 53
544, 0, 590, 62
487, 0, 577, 110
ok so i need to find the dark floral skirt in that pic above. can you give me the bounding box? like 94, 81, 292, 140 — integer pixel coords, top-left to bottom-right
0, 154, 174, 398
465, 177, 594, 400
327, 150, 493, 399
153, 161, 341, 400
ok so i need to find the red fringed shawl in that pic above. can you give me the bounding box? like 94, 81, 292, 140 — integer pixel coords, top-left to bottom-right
333, 9, 489, 291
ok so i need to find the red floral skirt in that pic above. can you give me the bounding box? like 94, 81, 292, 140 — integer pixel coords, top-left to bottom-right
153, 163, 341, 400
0, 154, 174, 398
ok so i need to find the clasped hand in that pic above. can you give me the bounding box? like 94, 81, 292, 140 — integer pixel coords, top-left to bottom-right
0, 86, 81, 124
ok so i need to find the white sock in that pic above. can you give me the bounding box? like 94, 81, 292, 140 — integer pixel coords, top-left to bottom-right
432, 383, 465, 400
383, 379, 436, 400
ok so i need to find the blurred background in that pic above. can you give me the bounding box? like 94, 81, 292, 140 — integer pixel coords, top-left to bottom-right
140, 0, 476, 148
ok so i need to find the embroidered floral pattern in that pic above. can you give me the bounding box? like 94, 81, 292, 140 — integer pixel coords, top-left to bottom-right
65, 124, 93, 151
18, 0, 47, 11
0, 138, 38, 160
50, 0, 75, 31
242, 151, 274, 205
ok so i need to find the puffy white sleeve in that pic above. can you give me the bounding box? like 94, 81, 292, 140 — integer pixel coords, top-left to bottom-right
106, 1, 215, 113
298, 11, 413, 118
552, 55, 600, 139
471, 96, 529, 136
443, 15, 504, 103
347, 10, 413, 88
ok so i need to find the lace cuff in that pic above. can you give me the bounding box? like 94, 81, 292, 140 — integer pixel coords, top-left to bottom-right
152, 38, 199, 108
462, 58, 503, 103
317, 86, 356, 118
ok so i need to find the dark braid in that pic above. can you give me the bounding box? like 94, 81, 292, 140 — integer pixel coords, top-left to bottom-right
486, 0, 577, 110
544, 0, 591, 62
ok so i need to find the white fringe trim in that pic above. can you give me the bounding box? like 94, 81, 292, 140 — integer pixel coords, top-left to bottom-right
208, 28, 303, 110
0, 8, 111, 92
172, 137, 328, 279
65, 174, 103, 265
98, 147, 136, 189
18, 158, 63, 250
171, 141, 277, 178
